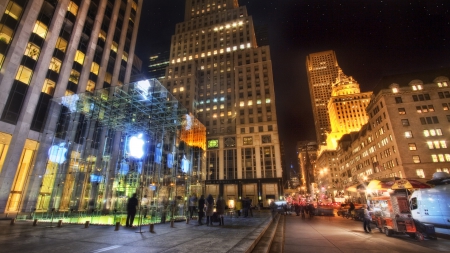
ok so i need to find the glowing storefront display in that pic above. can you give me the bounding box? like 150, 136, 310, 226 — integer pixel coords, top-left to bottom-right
34, 79, 205, 225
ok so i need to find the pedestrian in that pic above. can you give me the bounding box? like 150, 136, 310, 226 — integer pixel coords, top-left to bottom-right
294, 203, 300, 216
197, 195, 205, 225
348, 202, 355, 217
363, 205, 372, 233
235, 199, 242, 217
243, 197, 250, 217
205, 194, 214, 226
216, 195, 226, 225
248, 198, 253, 217
188, 194, 198, 219
141, 195, 149, 218
126, 193, 138, 227
269, 200, 277, 220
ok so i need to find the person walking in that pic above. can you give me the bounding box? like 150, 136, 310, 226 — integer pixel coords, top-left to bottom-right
188, 194, 198, 219
126, 193, 138, 227
197, 195, 205, 225
205, 194, 214, 226
363, 205, 372, 233
216, 195, 226, 225
269, 200, 277, 220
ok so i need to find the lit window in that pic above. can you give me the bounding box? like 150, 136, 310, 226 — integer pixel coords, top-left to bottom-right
257, 99, 261, 104
55, 37, 68, 52
99, 30, 107, 41
423, 130, 429, 137
33, 21, 48, 39
0, 53, 4, 69
49, 57, 61, 73
416, 169, 425, 178
122, 52, 128, 62
446, 154, 450, 162
240, 101, 244, 107
412, 155, 421, 163
173, 88, 177, 93
439, 154, 445, 162
180, 87, 184, 92
104, 72, 112, 84
408, 143, 416, 150
432, 154, 438, 162
86, 80, 95, 92
265, 98, 271, 103
0, 26, 13, 44
427, 141, 434, 149
228, 111, 232, 116
213, 105, 217, 110
91, 62, 99, 75
243, 137, 253, 145
213, 113, 217, 118
441, 141, 447, 148
67, 1, 79, 16
42, 79, 55, 95
398, 108, 406, 115
74, 50, 85, 65
404, 131, 413, 138
15, 65, 33, 84
392, 87, 398, 93
24, 42, 40, 60
69, 69, 80, 84
131, 1, 137, 11
248, 101, 252, 106
5, 1, 22, 20
220, 104, 224, 109
111, 41, 118, 52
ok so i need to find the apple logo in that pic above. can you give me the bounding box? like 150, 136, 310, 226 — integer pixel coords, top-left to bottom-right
129, 133, 145, 159
48, 143, 68, 164
136, 80, 151, 99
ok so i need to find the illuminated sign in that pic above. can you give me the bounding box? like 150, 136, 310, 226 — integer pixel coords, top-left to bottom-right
129, 133, 145, 159
48, 143, 67, 164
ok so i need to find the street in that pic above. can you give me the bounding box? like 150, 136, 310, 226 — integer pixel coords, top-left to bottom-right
284, 214, 450, 253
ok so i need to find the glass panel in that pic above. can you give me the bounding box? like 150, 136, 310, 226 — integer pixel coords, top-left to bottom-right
69, 69, 80, 84
67, 1, 79, 16
91, 62, 99, 75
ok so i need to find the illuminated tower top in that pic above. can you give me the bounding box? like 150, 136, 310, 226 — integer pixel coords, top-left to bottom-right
184, 0, 239, 21
326, 69, 372, 149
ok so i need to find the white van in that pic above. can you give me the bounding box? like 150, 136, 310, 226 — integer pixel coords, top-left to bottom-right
409, 173, 450, 229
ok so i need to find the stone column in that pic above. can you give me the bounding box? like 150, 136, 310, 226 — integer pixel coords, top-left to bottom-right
0, 0, 9, 21
123, 0, 143, 84
111, 0, 131, 87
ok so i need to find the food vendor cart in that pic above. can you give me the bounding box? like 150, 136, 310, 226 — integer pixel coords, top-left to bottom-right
369, 178, 432, 240
370, 190, 419, 239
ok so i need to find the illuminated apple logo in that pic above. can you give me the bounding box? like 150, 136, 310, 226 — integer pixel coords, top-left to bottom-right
129, 133, 145, 159
48, 143, 67, 164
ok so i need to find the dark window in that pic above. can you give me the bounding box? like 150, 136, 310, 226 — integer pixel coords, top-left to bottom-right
395, 97, 403, 103
401, 119, 409, 126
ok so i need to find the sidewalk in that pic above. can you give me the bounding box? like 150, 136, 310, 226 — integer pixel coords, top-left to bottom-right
0, 211, 272, 253
283, 214, 450, 253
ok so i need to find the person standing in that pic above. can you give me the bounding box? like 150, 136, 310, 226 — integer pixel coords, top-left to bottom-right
141, 195, 149, 218
216, 195, 226, 226
188, 194, 198, 219
269, 200, 277, 220
363, 205, 372, 233
205, 194, 214, 226
197, 195, 205, 225
235, 199, 242, 217
126, 193, 138, 227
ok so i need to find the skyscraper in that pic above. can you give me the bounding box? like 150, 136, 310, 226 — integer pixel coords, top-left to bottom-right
327, 70, 372, 149
161, 0, 282, 206
0, 0, 142, 213
306, 50, 340, 146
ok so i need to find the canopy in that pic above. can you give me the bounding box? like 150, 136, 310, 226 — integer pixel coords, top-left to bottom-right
367, 178, 430, 190
346, 183, 368, 192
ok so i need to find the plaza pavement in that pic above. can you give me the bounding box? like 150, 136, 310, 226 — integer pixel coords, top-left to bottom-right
283, 213, 450, 253
0, 211, 272, 253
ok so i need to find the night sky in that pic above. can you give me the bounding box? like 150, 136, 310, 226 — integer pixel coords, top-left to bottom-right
135, 0, 450, 172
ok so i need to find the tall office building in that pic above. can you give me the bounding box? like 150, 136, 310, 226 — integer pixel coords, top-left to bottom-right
148, 51, 170, 80
327, 70, 372, 149
306, 50, 340, 146
0, 0, 142, 213
161, 0, 282, 206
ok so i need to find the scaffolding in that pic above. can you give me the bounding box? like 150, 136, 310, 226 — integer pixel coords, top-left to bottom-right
35, 79, 205, 225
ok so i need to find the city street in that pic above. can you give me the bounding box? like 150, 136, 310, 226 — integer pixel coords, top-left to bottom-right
284, 214, 450, 253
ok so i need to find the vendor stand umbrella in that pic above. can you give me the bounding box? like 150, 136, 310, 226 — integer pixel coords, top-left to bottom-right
381, 179, 431, 190
345, 182, 368, 204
